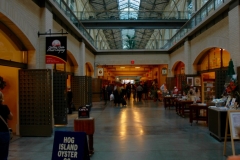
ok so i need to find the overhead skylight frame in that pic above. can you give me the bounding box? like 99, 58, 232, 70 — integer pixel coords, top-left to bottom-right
118, 0, 140, 49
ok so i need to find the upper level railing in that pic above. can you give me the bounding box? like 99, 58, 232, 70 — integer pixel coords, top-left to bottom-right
75, 11, 190, 21
95, 39, 170, 50
165, 0, 227, 49
53, 0, 96, 48
52, 0, 228, 51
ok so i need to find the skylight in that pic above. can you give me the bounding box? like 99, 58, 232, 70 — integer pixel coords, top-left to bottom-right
118, 0, 140, 49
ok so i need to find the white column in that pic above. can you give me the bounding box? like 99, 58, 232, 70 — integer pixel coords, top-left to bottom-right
29, 8, 53, 69
184, 39, 190, 74
184, 38, 197, 75
75, 41, 86, 76
228, 6, 240, 72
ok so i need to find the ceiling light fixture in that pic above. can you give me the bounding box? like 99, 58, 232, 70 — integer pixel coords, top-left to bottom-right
120, 67, 125, 68
135, 67, 140, 68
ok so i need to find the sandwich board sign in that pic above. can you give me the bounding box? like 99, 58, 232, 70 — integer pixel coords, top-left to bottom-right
52, 131, 89, 160
223, 110, 240, 156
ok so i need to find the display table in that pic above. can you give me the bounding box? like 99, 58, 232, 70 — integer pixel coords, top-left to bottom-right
189, 104, 208, 125
208, 107, 230, 141
178, 100, 194, 117
163, 96, 176, 109
74, 117, 95, 155
175, 99, 181, 114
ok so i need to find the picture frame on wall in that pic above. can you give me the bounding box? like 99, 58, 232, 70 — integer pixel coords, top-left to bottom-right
162, 68, 167, 75
187, 77, 193, 86
194, 77, 201, 86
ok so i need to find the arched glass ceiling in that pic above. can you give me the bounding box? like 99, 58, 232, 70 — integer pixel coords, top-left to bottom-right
119, 0, 141, 49
64, 0, 214, 50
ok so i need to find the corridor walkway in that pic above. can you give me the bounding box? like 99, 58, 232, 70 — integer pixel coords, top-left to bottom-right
8, 99, 237, 160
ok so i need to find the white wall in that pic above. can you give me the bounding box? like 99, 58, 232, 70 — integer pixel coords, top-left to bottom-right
95, 54, 170, 65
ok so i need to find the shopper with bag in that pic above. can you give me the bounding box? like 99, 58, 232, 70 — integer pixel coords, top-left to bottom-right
110, 93, 114, 101
0, 91, 13, 160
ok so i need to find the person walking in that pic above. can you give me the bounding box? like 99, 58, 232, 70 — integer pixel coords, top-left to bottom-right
126, 83, 131, 100
136, 84, 143, 102
113, 86, 122, 106
106, 83, 113, 101
151, 84, 158, 102
0, 91, 13, 160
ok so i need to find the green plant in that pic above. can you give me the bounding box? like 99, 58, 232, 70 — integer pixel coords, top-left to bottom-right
125, 35, 136, 49
0, 76, 6, 90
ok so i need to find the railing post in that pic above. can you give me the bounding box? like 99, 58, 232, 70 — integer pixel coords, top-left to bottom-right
214, 0, 216, 10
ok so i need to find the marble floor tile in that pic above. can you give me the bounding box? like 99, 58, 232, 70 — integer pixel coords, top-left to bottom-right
8, 99, 236, 160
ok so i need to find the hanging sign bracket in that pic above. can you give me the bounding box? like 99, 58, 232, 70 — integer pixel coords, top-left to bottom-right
38, 29, 68, 37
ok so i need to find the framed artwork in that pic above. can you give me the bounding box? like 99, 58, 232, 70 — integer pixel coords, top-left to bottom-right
194, 77, 201, 86
162, 68, 167, 75
97, 68, 104, 76
187, 77, 193, 86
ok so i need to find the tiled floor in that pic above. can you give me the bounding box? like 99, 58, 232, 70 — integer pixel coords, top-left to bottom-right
8, 99, 238, 160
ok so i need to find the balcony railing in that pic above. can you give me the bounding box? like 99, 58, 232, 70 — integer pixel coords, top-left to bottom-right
53, 0, 96, 48
95, 39, 169, 50
75, 11, 190, 21
52, 0, 228, 51
166, 0, 227, 49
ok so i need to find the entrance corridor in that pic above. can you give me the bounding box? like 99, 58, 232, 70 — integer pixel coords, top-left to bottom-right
8, 99, 237, 160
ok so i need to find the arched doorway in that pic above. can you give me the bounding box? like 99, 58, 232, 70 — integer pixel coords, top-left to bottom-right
172, 61, 185, 93
85, 62, 94, 77
0, 20, 33, 135
194, 47, 230, 102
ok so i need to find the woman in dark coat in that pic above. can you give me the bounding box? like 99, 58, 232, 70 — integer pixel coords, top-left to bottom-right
114, 86, 122, 106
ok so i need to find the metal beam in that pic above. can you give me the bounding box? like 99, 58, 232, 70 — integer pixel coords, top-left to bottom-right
0, 59, 27, 69
95, 50, 169, 55
80, 19, 187, 29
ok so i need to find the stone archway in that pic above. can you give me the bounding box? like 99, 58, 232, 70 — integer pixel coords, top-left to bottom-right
85, 62, 94, 77
171, 61, 185, 90
172, 61, 185, 76
193, 47, 230, 71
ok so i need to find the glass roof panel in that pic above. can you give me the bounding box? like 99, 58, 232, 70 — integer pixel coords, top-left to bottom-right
119, 0, 140, 49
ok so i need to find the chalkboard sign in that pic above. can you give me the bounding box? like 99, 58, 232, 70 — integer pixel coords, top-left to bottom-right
52, 131, 90, 160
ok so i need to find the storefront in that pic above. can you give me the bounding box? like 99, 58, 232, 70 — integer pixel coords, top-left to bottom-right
198, 47, 230, 103
0, 22, 28, 135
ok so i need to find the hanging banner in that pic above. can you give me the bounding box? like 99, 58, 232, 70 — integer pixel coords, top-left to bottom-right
98, 68, 104, 76
46, 36, 67, 64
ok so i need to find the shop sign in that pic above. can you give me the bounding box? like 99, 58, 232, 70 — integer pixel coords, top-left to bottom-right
46, 36, 67, 64
52, 131, 89, 160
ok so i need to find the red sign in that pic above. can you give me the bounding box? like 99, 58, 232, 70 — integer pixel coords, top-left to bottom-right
131, 60, 134, 64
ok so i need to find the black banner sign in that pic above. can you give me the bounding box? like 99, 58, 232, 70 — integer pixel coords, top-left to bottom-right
46, 36, 67, 64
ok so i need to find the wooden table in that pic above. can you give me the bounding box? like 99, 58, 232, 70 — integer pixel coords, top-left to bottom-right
179, 100, 194, 117
74, 117, 95, 155
163, 96, 176, 110
175, 99, 181, 115
189, 104, 208, 125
